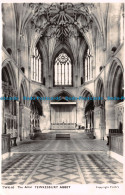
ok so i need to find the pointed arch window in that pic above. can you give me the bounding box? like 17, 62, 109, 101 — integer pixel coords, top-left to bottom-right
54, 53, 72, 86
31, 47, 42, 82
84, 49, 93, 82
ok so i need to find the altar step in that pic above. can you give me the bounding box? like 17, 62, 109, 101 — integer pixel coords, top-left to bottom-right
42, 129, 85, 133
30, 130, 87, 140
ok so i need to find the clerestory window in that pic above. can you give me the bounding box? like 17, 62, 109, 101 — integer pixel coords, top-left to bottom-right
84, 49, 93, 82
31, 47, 42, 82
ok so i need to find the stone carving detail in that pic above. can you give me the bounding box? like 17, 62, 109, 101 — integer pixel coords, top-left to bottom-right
29, 3, 94, 40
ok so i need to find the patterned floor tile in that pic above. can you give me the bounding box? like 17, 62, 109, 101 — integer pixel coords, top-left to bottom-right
2, 152, 123, 185
26, 154, 84, 185
2, 133, 123, 185
2, 154, 43, 185
76, 154, 123, 184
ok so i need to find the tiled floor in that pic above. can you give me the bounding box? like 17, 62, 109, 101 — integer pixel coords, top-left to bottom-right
11, 132, 108, 153
2, 132, 123, 185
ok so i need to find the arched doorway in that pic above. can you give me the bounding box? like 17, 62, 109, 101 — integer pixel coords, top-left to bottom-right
81, 90, 94, 131
30, 91, 43, 133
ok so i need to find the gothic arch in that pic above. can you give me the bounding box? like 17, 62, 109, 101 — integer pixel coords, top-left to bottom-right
31, 89, 46, 98
30, 90, 44, 116
52, 90, 75, 102
30, 89, 45, 114
81, 89, 94, 130
20, 79, 28, 106
2, 60, 18, 136
96, 78, 104, 106
107, 58, 124, 99
2, 61, 17, 91
51, 44, 74, 69
80, 88, 93, 98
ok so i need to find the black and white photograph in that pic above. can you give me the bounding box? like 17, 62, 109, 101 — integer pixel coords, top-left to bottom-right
0, 0, 124, 195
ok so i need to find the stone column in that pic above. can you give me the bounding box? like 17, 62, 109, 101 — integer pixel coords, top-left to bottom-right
19, 104, 23, 141
90, 111, 93, 129
105, 100, 115, 135
49, 75, 51, 88
82, 107, 86, 128
16, 101, 20, 141
22, 106, 30, 138
9, 92, 13, 137
86, 113, 88, 129
94, 106, 101, 139
34, 117, 35, 128
76, 100, 84, 128
100, 105, 106, 140
40, 101, 51, 130
12, 93, 14, 137
30, 111, 33, 133
2, 92, 5, 134
28, 46, 31, 80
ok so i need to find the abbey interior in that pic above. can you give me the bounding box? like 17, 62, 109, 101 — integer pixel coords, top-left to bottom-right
1, 2, 124, 185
